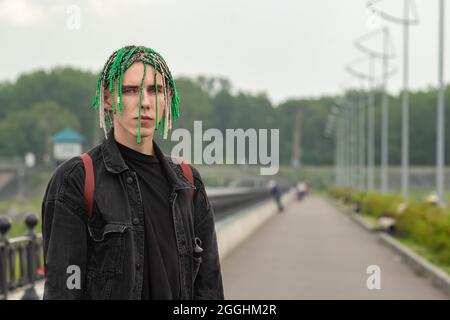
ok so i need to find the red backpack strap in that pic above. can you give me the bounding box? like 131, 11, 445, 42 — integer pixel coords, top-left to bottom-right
80, 153, 95, 219
175, 157, 194, 197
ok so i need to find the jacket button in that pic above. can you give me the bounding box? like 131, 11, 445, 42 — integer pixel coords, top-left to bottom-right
126, 176, 133, 184
132, 217, 139, 225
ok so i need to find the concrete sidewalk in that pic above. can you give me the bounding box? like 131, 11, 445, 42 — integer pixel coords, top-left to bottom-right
6, 280, 44, 300
221, 195, 449, 299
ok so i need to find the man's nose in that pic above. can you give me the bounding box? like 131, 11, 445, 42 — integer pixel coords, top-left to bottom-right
140, 88, 151, 109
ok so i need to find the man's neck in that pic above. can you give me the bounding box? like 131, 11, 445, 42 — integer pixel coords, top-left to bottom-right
113, 127, 154, 155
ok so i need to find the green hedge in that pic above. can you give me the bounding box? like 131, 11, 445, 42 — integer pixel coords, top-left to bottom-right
396, 203, 450, 264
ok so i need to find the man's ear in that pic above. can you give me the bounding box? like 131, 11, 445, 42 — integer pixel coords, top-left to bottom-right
103, 89, 113, 112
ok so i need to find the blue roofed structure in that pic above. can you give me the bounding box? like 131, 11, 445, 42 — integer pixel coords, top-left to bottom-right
51, 128, 85, 165
52, 128, 84, 143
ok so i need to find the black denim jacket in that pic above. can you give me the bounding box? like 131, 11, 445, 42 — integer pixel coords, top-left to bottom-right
41, 128, 224, 299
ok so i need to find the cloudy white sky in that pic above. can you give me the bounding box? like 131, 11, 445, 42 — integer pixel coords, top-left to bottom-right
0, 0, 448, 103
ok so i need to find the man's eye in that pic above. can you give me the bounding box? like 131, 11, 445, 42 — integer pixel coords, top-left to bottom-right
148, 87, 164, 94
123, 88, 137, 94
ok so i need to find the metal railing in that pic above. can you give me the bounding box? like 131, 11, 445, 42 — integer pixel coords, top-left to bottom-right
0, 214, 44, 300
208, 186, 274, 218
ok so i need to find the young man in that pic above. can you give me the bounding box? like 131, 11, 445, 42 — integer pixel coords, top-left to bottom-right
41, 45, 224, 300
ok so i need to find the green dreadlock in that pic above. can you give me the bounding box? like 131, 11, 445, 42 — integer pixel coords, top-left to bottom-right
91, 45, 180, 143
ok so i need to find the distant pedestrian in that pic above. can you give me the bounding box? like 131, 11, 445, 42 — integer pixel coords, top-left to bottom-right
268, 180, 284, 212
295, 181, 307, 201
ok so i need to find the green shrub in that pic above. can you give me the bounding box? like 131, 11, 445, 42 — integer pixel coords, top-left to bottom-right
396, 203, 450, 265
361, 192, 402, 219
350, 191, 366, 203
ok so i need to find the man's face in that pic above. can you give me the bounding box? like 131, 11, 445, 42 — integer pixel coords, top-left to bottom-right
104, 61, 166, 141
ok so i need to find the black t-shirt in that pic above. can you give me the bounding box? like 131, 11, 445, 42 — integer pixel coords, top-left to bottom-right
116, 140, 180, 299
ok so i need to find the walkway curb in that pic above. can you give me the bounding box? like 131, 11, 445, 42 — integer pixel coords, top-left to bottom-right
328, 196, 450, 298
377, 233, 450, 297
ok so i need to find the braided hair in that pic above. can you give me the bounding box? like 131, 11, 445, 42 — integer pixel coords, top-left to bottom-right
91, 45, 180, 143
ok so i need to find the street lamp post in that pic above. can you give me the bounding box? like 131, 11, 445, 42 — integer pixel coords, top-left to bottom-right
367, 0, 420, 200
359, 82, 366, 190
367, 54, 376, 191
381, 27, 390, 193
436, 0, 445, 205
401, 0, 411, 200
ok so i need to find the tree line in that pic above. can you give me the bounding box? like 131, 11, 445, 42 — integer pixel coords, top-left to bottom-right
0, 67, 449, 166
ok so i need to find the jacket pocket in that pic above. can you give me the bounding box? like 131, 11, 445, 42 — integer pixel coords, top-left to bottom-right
87, 223, 128, 275
85, 223, 128, 299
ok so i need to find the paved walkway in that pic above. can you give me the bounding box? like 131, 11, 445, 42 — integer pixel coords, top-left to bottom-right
221, 195, 449, 299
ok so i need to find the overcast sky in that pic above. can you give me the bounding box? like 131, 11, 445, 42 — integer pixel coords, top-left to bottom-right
0, 0, 449, 104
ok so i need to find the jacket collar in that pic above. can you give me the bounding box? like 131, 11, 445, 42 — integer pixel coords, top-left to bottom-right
100, 127, 194, 191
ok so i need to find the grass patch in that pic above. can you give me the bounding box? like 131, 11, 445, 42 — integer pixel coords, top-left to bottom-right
396, 236, 450, 275
0, 197, 42, 238
0, 197, 41, 214
7, 219, 42, 238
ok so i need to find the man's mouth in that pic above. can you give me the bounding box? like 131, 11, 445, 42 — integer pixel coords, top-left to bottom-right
135, 116, 152, 120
